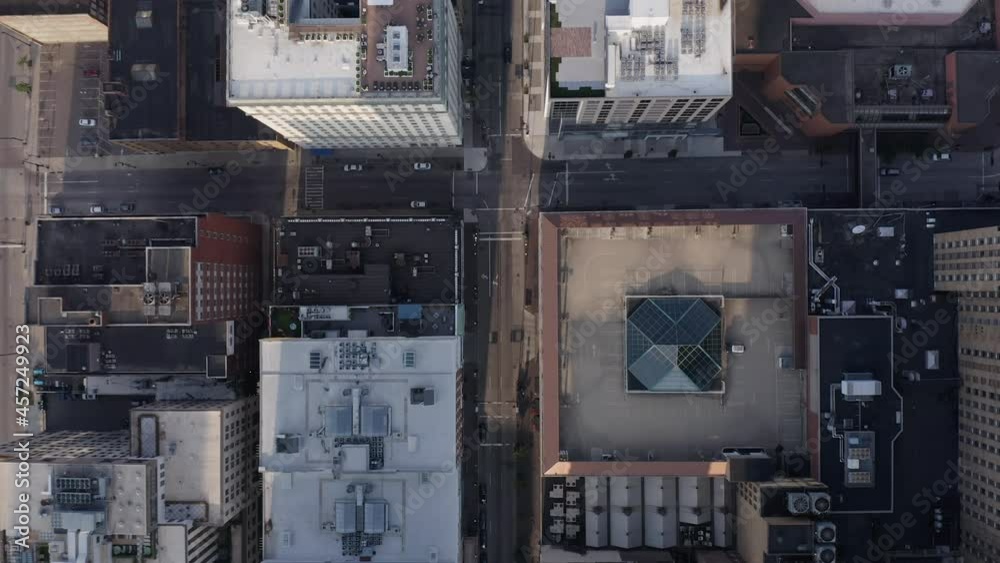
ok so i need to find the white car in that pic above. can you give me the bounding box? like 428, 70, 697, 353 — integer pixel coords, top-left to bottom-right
413, 162, 432, 171
343, 164, 364, 172
79, 118, 96, 127
89, 204, 104, 214
932, 152, 951, 161
410, 200, 427, 208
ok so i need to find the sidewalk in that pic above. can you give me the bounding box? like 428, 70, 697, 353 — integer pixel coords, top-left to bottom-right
32, 146, 294, 173
538, 134, 742, 160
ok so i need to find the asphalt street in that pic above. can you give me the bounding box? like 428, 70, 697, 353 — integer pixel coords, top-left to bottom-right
52, 163, 288, 216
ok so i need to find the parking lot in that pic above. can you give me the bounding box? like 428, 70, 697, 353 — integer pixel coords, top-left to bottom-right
34, 41, 106, 158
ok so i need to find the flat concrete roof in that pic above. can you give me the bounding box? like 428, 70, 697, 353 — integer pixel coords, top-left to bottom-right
551, 0, 732, 98
259, 336, 461, 562
539, 210, 809, 477
0, 14, 107, 44
130, 403, 227, 525
227, 0, 444, 102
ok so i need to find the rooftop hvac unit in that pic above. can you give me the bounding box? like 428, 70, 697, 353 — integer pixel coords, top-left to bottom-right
815, 521, 836, 543
786, 492, 810, 515
809, 492, 831, 515
815, 545, 836, 563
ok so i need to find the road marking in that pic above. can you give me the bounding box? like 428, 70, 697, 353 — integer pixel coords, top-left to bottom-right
54, 180, 98, 184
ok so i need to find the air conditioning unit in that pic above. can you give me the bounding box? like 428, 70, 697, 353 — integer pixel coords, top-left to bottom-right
809, 492, 831, 515
815, 545, 836, 563
786, 492, 810, 515
815, 521, 836, 543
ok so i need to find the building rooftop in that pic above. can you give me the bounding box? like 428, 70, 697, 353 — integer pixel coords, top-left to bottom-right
811, 316, 900, 512
130, 399, 255, 526
777, 48, 949, 126
539, 210, 809, 476
550, 0, 732, 98
41, 323, 236, 377
275, 216, 461, 306
269, 304, 458, 338
259, 336, 461, 562
953, 51, 1000, 124
804, 209, 994, 561
227, 0, 442, 102
107, 0, 178, 140
29, 217, 198, 326
0, 14, 108, 43
0, 432, 157, 537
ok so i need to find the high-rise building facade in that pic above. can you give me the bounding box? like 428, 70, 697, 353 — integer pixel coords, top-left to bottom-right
933, 226, 1000, 563
226, 0, 462, 148
546, 0, 733, 136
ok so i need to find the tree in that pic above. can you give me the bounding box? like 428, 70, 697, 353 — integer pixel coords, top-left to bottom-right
14, 82, 31, 94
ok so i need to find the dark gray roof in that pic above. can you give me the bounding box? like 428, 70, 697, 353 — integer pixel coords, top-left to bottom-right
954, 51, 1000, 124
779, 50, 852, 124
108, 0, 178, 140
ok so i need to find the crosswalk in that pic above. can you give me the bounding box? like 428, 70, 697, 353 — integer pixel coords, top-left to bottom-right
304, 166, 325, 209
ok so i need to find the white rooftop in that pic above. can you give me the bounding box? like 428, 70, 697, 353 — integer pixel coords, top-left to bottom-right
259, 336, 462, 563
227, 0, 360, 101
552, 0, 732, 98
799, 0, 977, 15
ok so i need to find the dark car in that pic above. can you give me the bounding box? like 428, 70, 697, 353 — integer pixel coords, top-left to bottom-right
503, 43, 512, 63
208, 167, 226, 176
83, 68, 99, 78
120, 202, 135, 212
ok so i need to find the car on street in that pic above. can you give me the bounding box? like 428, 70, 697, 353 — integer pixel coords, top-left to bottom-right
120, 202, 135, 213
343, 164, 364, 172
49, 205, 63, 216
208, 167, 226, 176
410, 200, 427, 208
78, 118, 96, 127
730, 343, 745, 354
89, 204, 104, 214
413, 162, 432, 171
82, 68, 99, 78
932, 152, 951, 161
880, 167, 901, 176
503, 42, 512, 63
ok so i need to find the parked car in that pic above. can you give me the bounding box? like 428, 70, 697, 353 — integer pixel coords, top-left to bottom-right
207, 167, 225, 176
932, 152, 951, 161
410, 200, 427, 208
48, 205, 63, 216
343, 164, 364, 172
89, 204, 104, 214
503, 42, 512, 63
78, 118, 96, 127
82, 68, 99, 78
880, 168, 901, 176
730, 343, 746, 354
120, 202, 135, 212
413, 162, 432, 171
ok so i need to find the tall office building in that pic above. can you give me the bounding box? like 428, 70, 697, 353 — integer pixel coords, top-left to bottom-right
0, 399, 260, 563
130, 399, 260, 527
226, 0, 462, 148
933, 226, 1000, 563
259, 335, 463, 562
546, 0, 732, 136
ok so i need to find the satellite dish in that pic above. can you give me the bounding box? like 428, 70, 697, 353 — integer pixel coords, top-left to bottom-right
851, 225, 866, 235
